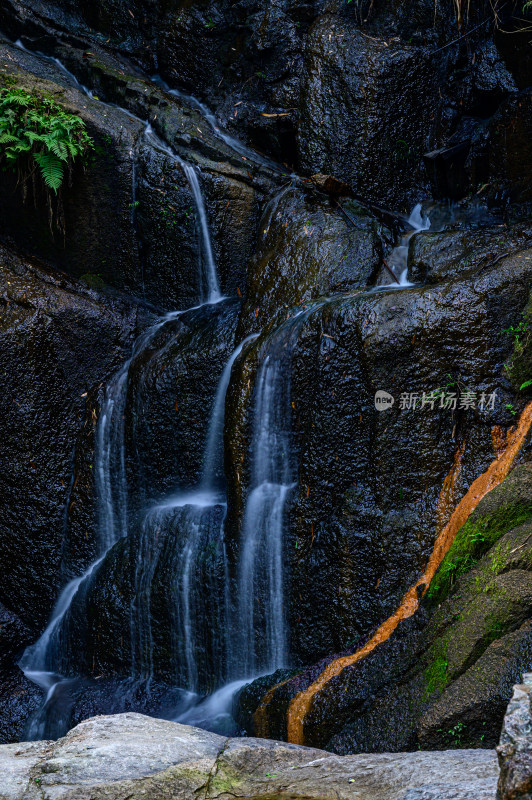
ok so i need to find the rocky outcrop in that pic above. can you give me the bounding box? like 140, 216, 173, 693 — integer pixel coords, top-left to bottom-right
0, 0, 532, 754
236, 186, 382, 336
238, 455, 532, 753
0, 33, 282, 310
2, 0, 530, 207
497, 673, 532, 800
0, 712, 499, 800
0, 244, 143, 632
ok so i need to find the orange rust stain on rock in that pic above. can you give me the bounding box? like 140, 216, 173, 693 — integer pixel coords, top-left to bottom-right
492, 425, 506, 457
286, 402, 532, 745
253, 676, 292, 739
435, 442, 465, 533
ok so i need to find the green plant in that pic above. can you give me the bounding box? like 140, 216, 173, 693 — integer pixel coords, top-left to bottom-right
504, 307, 532, 393
424, 653, 449, 697
427, 503, 532, 605
0, 87, 93, 192
447, 721, 466, 746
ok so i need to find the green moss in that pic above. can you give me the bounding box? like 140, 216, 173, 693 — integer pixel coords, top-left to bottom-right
504, 296, 532, 393
427, 502, 532, 606
80, 272, 106, 290
424, 652, 449, 697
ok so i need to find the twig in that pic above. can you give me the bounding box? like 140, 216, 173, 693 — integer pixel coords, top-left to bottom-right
430, 3, 508, 55
334, 198, 400, 284
382, 257, 401, 285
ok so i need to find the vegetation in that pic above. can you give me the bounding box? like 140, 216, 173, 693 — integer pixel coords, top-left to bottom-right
504, 304, 532, 394
0, 87, 93, 192
427, 503, 532, 605
424, 650, 449, 697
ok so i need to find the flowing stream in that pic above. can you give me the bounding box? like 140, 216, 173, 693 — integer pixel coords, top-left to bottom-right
383, 203, 431, 287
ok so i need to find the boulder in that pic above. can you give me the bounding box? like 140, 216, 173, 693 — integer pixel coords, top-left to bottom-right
236, 186, 382, 336
408, 223, 532, 285
497, 673, 532, 800
232, 249, 532, 747
0, 711, 499, 799
0, 605, 33, 670
0, 244, 142, 631
0, 669, 42, 745
297, 18, 442, 209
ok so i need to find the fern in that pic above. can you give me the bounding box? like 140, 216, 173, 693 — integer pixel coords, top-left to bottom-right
0, 87, 93, 193
33, 152, 64, 191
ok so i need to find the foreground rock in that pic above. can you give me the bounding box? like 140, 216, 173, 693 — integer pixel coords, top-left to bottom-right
497, 674, 532, 800
0, 712, 498, 800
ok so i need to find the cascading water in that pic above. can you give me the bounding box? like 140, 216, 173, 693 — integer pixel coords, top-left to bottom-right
228, 307, 320, 680
19, 313, 178, 737
384, 202, 431, 286
143, 125, 220, 304
18, 81, 225, 734
10, 28, 424, 741
128, 332, 258, 694
151, 75, 286, 175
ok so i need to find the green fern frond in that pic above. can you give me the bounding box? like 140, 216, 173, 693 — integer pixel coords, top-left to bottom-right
0, 86, 93, 192
33, 152, 65, 192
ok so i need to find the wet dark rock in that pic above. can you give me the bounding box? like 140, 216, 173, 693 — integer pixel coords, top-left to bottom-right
298, 18, 442, 209
0, 604, 33, 670
0, 668, 43, 743
0, 40, 197, 310
497, 673, 532, 800
62, 501, 228, 692
488, 90, 532, 204
243, 463, 532, 753
0, 37, 277, 311
408, 223, 532, 285
125, 299, 239, 504
236, 187, 382, 336
29, 676, 190, 741
233, 249, 532, 745
0, 244, 141, 631
56, 302, 239, 693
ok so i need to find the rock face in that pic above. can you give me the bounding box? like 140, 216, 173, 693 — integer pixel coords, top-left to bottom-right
0, 0, 532, 756
2, 0, 530, 207
0, 712, 499, 800
238, 459, 532, 753
497, 673, 532, 800
0, 245, 143, 633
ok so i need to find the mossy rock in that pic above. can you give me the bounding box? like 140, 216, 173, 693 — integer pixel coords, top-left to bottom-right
427, 463, 532, 606
505, 291, 532, 394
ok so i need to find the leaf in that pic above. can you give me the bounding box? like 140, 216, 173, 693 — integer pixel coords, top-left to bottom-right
520, 380, 532, 391
33, 152, 64, 192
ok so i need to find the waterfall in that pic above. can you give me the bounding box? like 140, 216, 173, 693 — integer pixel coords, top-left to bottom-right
151, 75, 286, 175
19, 312, 178, 736
19, 102, 223, 735
14, 38, 221, 304
229, 308, 318, 680
12, 30, 312, 737
384, 203, 431, 286
144, 125, 220, 304
129, 333, 258, 690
